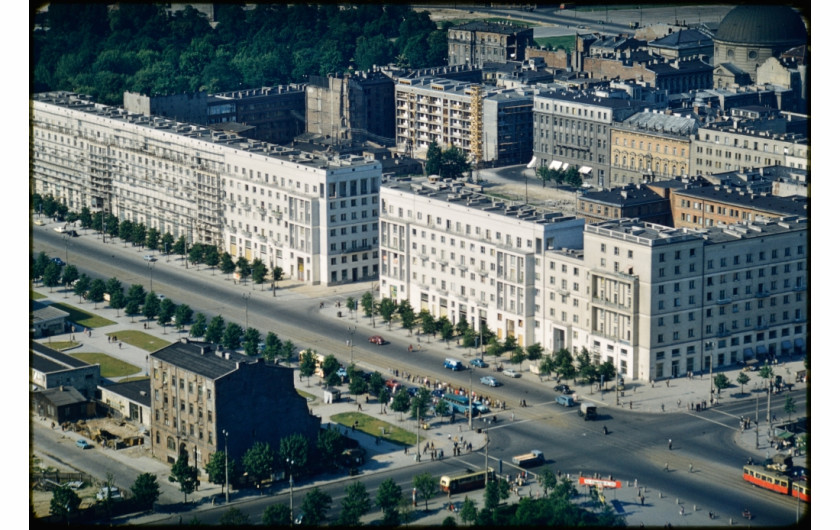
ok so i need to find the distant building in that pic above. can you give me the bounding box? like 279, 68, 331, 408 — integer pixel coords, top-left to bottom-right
209, 85, 306, 145
576, 184, 671, 225
30, 301, 70, 338
99, 379, 152, 429
30, 341, 100, 400
31, 386, 95, 424
123, 91, 209, 125
149, 339, 320, 472
448, 21, 533, 68
671, 185, 808, 229
647, 28, 714, 60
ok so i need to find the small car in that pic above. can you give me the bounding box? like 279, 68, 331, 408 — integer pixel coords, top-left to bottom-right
143, 254, 157, 262
473, 400, 491, 414
553, 384, 572, 394
96, 486, 121, 501
368, 335, 385, 345
157, 293, 166, 301
470, 358, 489, 368
431, 389, 445, 399
51, 257, 65, 267
502, 368, 521, 378
337, 367, 348, 379
76, 438, 92, 449
480, 376, 500, 387
385, 379, 401, 392
406, 387, 419, 397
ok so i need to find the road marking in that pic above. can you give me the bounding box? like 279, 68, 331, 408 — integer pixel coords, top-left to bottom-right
679, 411, 738, 430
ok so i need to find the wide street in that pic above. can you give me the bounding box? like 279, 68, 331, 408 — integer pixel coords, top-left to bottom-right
31, 219, 809, 526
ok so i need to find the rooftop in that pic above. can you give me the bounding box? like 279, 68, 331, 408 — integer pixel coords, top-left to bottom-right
150, 339, 252, 380
649, 29, 713, 49
579, 185, 669, 207
31, 341, 92, 372
673, 186, 809, 218
100, 379, 152, 407
617, 110, 698, 136
35, 386, 88, 407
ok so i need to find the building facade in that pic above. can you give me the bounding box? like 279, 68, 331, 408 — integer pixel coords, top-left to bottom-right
210, 85, 306, 145
448, 21, 533, 68
576, 185, 672, 225
30, 341, 100, 400
31, 92, 382, 286
379, 179, 583, 347
670, 186, 808, 229
149, 339, 320, 472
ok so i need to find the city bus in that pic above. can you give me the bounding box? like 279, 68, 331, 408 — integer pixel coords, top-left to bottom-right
442, 393, 479, 416
440, 468, 495, 494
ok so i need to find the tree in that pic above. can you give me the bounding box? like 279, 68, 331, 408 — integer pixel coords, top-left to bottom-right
484, 477, 501, 510
376, 478, 403, 526
368, 371, 384, 397
439, 146, 471, 179
190, 312, 207, 338
410, 387, 432, 421
390, 388, 411, 421
714, 373, 730, 394
125, 299, 140, 322
174, 304, 193, 331
157, 298, 176, 332
262, 331, 281, 362
597, 359, 617, 386
299, 349, 317, 385
61, 264, 79, 291
510, 347, 527, 369
220, 252, 236, 278
50, 486, 81, 523
378, 297, 397, 329
737, 372, 751, 396
346, 296, 357, 318
243, 327, 261, 356
205, 451, 235, 488
172, 235, 187, 256
263, 503, 292, 526
32, 251, 50, 280
222, 322, 244, 350
119, 220, 134, 244
361, 291, 375, 318
425, 141, 442, 176
301, 487, 332, 526
145, 227, 160, 250
168, 453, 199, 503
42, 262, 63, 292
205, 315, 225, 343
280, 339, 296, 366
277, 433, 309, 478
87, 278, 107, 308
758, 362, 775, 389
130, 472, 161, 511
127, 284, 146, 306
109, 290, 126, 317
537, 469, 557, 496
338, 481, 371, 526
242, 441, 276, 485
438, 316, 454, 346
105, 277, 123, 297
132, 223, 147, 247
317, 426, 344, 470
189, 243, 205, 268
460, 496, 478, 526
271, 266, 284, 296
219, 507, 250, 525
400, 304, 416, 334
379, 387, 391, 414
321, 354, 341, 386
526, 343, 544, 362
784, 394, 797, 423
434, 399, 449, 424
160, 232, 175, 256
143, 292, 160, 321
413, 472, 437, 511
251, 258, 267, 287
419, 310, 436, 340
236, 256, 251, 282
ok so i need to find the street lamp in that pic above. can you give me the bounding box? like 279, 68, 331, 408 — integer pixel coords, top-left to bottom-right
164, 242, 169, 262
63, 234, 70, 265
348, 326, 356, 364
148, 261, 156, 293
222, 429, 229, 503
468, 368, 474, 431
286, 459, 295, 525
242, 292, 251, 330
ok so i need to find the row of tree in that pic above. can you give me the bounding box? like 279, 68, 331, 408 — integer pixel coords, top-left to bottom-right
50, 472, 160, 524
536, 164, 584, 189
34, 4, 451, 105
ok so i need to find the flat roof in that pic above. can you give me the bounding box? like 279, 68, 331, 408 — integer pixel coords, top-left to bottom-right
100, 379, 152, 407
150, 339, 247, 380
673, 186, 809, 217
31, 341, 91, 370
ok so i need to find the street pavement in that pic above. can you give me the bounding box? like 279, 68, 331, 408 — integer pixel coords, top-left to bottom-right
32, 216, 808, 526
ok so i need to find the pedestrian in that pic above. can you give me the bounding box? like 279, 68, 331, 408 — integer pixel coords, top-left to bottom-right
629, 401, 632, 410
357, 403, 362, 411
677, 399, 681, 408
668, 439, 672, 450
666, 379, 670, 388
661, 403, 665, 412
448, 433, 451, 440
689, 463, 694, 473
118, 342, 122, 349
680, 506, 684, 516
405, 446, 408, 455
641, 496, 645, 506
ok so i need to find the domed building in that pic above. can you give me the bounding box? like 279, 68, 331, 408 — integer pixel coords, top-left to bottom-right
713, 5, 808, 86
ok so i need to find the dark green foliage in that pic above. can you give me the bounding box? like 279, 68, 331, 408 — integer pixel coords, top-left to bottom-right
130, 473, 161, 510
50, 486, 81, 522
168, 453, 199, 503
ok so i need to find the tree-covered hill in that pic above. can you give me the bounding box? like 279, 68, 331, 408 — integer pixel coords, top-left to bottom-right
32, 4, 451, 105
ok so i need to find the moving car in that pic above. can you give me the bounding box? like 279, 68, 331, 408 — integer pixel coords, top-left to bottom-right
480, 376, 500, 387
555, 395, 575, 407
368, 335, 385, 345
470, 358, 489, 368
76, 438, 92, 449
337, 366, 348, 379
512, 450, 545, 467
51, 257, 65, 267
502, 368, 521, 378
553, 383, 572, 394
143, 254, 157, 262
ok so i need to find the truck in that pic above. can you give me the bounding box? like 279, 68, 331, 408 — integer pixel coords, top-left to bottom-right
512, 450, 544, 467
580, 402, 597, 420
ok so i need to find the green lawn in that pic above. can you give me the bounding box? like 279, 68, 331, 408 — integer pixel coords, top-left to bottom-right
297, 389, 317, 401
105, 330, 171, 352
70, 353, 141, 378
38, 340, 80, 351
31, 290, 47, 300
533, 35, 575, 53
48, 302, 116, 328
332, 412, 424, 447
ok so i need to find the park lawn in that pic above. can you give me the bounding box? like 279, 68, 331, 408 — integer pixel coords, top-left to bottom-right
533, 35, 575, 53
297, 389, 317, 401
70, 353, 141, 378
106, 330, 171, 352
49, 302, 116, 328
332, 412, 424, 447
31, 290, 47, 300
39, 340, 80, 351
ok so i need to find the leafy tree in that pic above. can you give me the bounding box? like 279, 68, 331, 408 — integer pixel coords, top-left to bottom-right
378, 297, 397, 329
346, 297, 357, 318
236, 256, 251, 282
413, 472, 437, 511
460, 496, 478, 526
32, 251, 51, 280
280, 339, 296, 366
205, 315, 225, 343
201, 245, 218, 271
434, 399, 450, 424
299, 349, 317, 385
173, 235, 187, 256
271, 266, 284, 296
126, 284, 146, 306
379, 387, 392, 414
131, 223, 147, 247
597, 359, 616, 385
42, 261, 63, 291
50, 486, 81, 523
168, 453, 199, 503
262, 331, 281, 362
190, 313, 207, 338
400, 305, 416, 334
188, 243, 205, 268
130, 472, 161, 511
222, 322, 244, 350
109, 290, 126, 317
376, 478, 403, 526
105, 277, 123, 297
368, 371, 384, 397
79, 206, 92, 228
349, 372, 369, 401
220, 252, 236, 277
125, 299, 140, 322
537, 469, 557, 496
204, 451, 235, 488
157, 298, 175, 332
784, 394, 797, 423
338, 481, 371, 526
390, 388, 411, 421
160, 232, 175, 256
526, 343, 544, 361
758, 362, 775, 389
714, 373, 730, 393
439, 146, 471, 179
361, 291, 375, 318
145, 227, 160, 250
119, 220, 134, 243
252, 258, 267, 286
143, 292, 160, 321
243, 327, 261, 356
301, 487, 332, 526
278, 433, 309, 478
419, 310, 436, 340
316, 426, 344, 470
262, 503, 292, 526
410, 387, 432, 421
219, 507, 250, 525
510, 346, 527, 369
425, 141, 442, 176
242, 441, 276, 485
87, 278, 107, 308
60, 264, 79, 290
438, 316, 454, 346
174, 304, 193, 331
484, 477, 501, 510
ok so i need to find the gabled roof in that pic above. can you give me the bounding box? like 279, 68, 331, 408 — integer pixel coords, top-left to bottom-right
150, 339, 250, 380
649, 29, 712, 49
31, 341, 91, 371
36, 386, 87, 406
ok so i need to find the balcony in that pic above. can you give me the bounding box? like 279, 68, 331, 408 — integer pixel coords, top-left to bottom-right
793, 284, 807, 292
715, 328, 731, 338
755, 290, 770, 298
716, 297, 732, 305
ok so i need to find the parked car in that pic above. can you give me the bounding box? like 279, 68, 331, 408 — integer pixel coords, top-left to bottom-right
473, 400, 491, 414
76, 438, 92, 449
431, 389, 445, 399
480, 376, 500, 387
385, 379, 401, 392
337, 367, 348, 379
406, 387, 419, 397
369, 335, 385, 345
553, 384, 572, 394
502, 368, 521, 378
157, 293, 166, 301
470, 358, 489, 368
143, 254, 157, 262
51, 257, 65, 267
96, 486, 121, 501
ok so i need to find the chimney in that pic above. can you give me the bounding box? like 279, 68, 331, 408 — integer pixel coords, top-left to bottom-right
224, 352, 231, 360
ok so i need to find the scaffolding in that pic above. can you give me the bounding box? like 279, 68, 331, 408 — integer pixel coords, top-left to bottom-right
469, 84, 483, 165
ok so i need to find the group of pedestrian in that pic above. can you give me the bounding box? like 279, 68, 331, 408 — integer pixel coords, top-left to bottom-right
107, 335, 122, 348
688, 400, 708, 411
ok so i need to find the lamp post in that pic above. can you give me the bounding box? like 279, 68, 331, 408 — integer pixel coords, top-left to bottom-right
63, 234, 70, 265
348, 326, 356, 364
484, 429, 490, 486
242, 292, 251, 330
468, 368, 474, 430
165, 242, 169, 262
286, 459, 295, 525
148, 261, 156, 293
222, 429, 229, 503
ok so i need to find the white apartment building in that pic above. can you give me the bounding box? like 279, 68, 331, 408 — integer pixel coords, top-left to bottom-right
538, 216, 808, 381
379, 178, 583, 346
31, 92, 381, 285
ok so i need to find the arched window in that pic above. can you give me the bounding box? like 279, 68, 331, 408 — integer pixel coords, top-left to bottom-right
167, 436, 176, 450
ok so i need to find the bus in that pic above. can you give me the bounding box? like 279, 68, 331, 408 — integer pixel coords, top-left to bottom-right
442, 393, 479, 416
440, 468, 495, 494
742, 465, 808, 502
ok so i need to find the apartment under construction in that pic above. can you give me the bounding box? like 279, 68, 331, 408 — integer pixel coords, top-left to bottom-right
394, 76, 534, 167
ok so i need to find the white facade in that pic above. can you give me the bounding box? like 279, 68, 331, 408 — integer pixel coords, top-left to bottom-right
31, 92, 382, 285
380, 179, 583, 346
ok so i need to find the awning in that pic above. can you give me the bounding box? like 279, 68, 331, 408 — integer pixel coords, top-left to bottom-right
548, 160, 563, 170
744, 348, 754, 357
794, 338, 805, 348
561, 162, 569, 170
579, 166, 593, 174
781, 340, 792, 350
526, 156, 538, 169
756, 345, 768, 355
